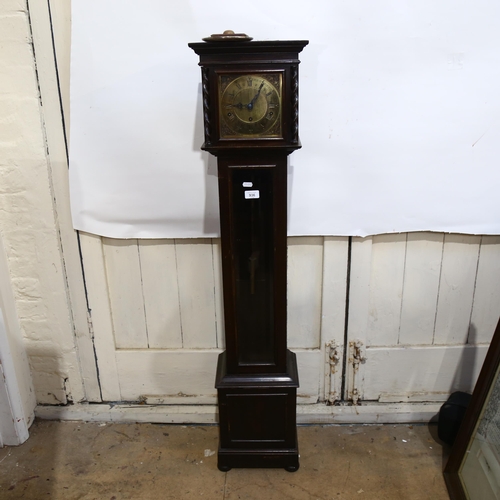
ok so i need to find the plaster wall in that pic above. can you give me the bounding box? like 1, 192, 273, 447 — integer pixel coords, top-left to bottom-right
0, 1, 83, 404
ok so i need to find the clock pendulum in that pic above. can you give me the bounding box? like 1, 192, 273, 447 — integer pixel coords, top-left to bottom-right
189, 31, 308, 472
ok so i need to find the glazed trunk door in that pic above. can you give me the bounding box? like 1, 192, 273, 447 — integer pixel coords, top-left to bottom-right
343, 234, 500, 404
79, 234, 338, 404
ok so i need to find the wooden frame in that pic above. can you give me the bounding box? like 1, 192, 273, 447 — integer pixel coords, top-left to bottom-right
444, 317, 500, 499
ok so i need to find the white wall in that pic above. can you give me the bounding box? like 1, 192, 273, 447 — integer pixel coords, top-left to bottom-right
0, 1, 85, 405
0, 232, 36, 445
69, 0, 500, 239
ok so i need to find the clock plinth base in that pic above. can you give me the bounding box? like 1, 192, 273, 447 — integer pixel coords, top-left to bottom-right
215, 350, 299, 472
217, 445, 299, 472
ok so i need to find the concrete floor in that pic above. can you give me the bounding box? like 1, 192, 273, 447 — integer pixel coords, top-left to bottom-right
0, 420, 449, 499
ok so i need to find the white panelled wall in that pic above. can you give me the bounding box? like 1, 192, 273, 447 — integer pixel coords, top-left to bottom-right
73, 233, 499, 408
1, 1, 500, 427
347, 234, 499, 404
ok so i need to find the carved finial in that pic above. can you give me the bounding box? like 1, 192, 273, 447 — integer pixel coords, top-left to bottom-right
202, 31, 252, 42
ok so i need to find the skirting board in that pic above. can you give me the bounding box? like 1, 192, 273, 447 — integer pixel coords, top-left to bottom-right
35, 402, 441, 425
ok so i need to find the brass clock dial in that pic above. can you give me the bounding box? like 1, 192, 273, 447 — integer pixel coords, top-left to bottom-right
219, 73, 282, 139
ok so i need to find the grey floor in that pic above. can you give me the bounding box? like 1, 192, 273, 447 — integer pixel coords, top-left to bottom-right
0, 420, 450, 499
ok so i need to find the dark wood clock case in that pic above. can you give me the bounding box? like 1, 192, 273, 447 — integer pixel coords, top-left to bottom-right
189, 39, 308, 472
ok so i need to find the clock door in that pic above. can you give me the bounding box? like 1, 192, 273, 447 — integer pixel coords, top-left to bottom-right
218, 153, 288, 374
232, 166, 275, 366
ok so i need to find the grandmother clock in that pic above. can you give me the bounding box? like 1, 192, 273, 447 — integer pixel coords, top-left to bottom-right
189, 32, 308, 472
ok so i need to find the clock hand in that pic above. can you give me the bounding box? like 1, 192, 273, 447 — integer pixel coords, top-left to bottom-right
247, 81, 265, 110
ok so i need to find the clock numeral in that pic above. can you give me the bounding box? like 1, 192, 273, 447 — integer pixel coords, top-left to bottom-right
247, 77, 253, 87
236, 82, 242, 90
266, 91, 273, 97
269, 103, 277, 108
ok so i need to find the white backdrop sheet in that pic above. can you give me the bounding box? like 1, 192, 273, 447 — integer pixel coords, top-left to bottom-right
69, 0, 500, 238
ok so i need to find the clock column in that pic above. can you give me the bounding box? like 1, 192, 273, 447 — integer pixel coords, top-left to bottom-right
189, 35, 308, 472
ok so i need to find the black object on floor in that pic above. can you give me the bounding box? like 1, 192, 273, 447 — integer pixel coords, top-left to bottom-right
438, 391, 472, 446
